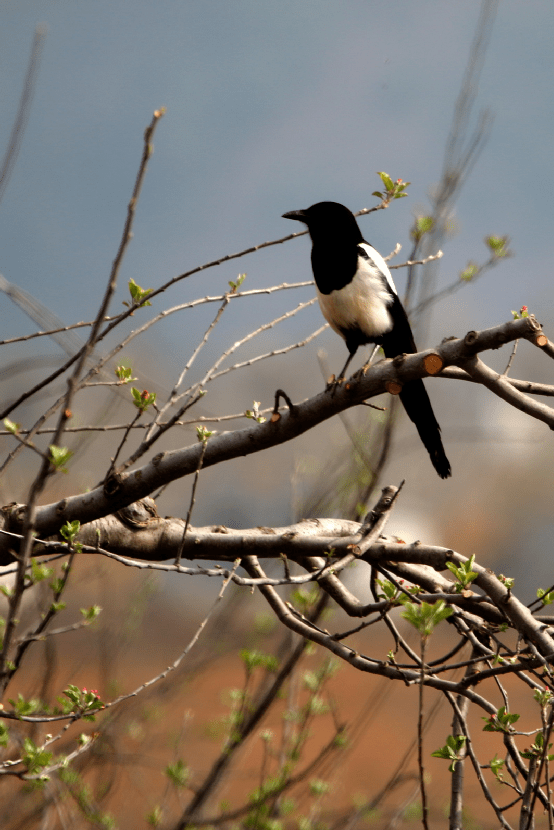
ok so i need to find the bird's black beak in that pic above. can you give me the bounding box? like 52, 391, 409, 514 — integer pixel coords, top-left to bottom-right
282, 209, 307, 223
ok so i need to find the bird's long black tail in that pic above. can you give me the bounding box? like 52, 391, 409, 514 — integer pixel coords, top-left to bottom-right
399, 380, 451, 479
380, 297, 451, 478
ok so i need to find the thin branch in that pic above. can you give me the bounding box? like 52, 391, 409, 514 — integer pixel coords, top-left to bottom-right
462, 355, 554, 428
0, 26, 45, 205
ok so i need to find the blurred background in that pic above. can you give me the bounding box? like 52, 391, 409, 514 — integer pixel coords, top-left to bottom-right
1, 3, 554, 825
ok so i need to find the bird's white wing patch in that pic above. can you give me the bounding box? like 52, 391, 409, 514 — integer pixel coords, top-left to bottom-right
316, 250, 393, 340
358, 242, 398, 296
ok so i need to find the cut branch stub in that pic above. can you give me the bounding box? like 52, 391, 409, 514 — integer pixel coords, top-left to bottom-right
423, 353, 443, 375
385, 380, 403, 396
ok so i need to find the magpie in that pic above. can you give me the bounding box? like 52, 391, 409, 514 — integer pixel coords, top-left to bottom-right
282, 201, 451, 479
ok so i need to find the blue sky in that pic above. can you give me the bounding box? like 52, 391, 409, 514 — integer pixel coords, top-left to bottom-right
2, 0, 552, 329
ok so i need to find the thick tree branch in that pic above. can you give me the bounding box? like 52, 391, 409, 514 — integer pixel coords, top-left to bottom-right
2, 316, 545, 541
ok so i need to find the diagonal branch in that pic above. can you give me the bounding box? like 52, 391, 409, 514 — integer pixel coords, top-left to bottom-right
8, 315, 543, 537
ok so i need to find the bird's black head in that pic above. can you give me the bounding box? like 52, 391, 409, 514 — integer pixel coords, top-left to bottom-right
282, 201, 364, 246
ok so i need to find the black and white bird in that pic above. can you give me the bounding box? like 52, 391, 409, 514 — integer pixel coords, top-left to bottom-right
282, 201, 451, 479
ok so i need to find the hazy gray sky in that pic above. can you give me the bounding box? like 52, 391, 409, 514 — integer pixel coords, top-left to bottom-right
1, 1, 552, 334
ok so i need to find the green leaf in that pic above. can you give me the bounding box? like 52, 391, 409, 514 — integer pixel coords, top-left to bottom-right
115, 364, 134, 383
445, 555, 478, 592
512, 305, 530, 320
537, 587, 554, 606
228, 273, 246, 293
534, 689, 554, 707
9, 693, 41, 717
3, 418, 20, 434
22, 737, 53, 775
291, 586, 321, 611
485, 235, 510, 258
401, 600, 453, 637
80, 605, 102, 621
131, 387, 156, 413
459, 262, 479, 282
28, 559, 54, 584
489, 754, 504, 781
49, 445, 73, 473
376, 578, 401, 603
377, 171, 394, 192
309, 778, 331, 796
245, 400, 266, 423
63, 685, 82, 705
240, 649, 279, 674
0, 722, 9, 747
482, 706, 520, 733
375, 172, 410, 202
196, 425, 214, 443
50, 577, 65, 594
497, 573, 515, 589
165, 758, 189, 788
431, 734, 466, 772
127, 278, 153, 308
411, 215, 434, 241
50, 601, 66, 613
60, 519, 81, 543
146, 805, 163, 827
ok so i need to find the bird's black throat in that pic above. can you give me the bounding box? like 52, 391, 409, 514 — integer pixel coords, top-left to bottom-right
311, 243, 359, 295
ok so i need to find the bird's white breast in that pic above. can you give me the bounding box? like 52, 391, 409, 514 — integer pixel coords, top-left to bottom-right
316, 251, 394, 339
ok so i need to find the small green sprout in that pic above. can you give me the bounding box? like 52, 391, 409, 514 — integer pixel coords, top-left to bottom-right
146, 805, 163, 828
0, 723, 9, 748
431, 735, 467, 772
489, 754, 505, 782
534, 689, 554, 708
446, 555, 478, 593
196, 425, 214, 443
309, 778, 331, 796
22, 737, 53, 776
498, 573, 515, 590
228, 273, 246, 293
537, 587, 554, 606
460, 262, 479, 282
49, 445, 73, 473
61, 685, 104, 721
28, 559, 54, 584
80, 605, 102, 622
520, 732, 554, 761
3, 418, 20, 434
165, 759, 190, 788
482, 705, 520, 733
8, 693, 41, 717
401, 600, 452, 638
485, 235, 510, 259
115, 365, 135, 383
411, 215, 434, 241
245, 401, 266, 423
126, 278, 152, 308
60, 520, 81, 544
131, 387, 156, 413
372, 171, 410, 202
239, 649, 279, 674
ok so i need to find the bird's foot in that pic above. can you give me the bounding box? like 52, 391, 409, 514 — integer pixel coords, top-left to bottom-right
352, 365, 369, 381
326, 374, 345, 396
